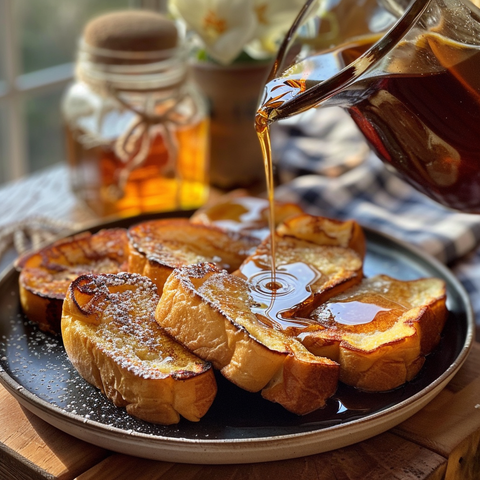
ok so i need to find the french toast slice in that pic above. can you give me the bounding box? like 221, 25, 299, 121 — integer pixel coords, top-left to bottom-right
127, 218, 259, 294
16, 228, 129, 334
297, 275, 448, 392
61, 272, 217, 424
276, 214, 366, 259
155, 263, 339, 415
235, 231, 364, 316
191, 191, 304, 239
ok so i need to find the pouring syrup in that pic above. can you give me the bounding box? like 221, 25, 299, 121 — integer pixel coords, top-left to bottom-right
252, 34, 387, 327
250, 107, 325, 327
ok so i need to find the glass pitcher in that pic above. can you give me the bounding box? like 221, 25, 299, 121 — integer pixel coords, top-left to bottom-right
257, 0, 480, 212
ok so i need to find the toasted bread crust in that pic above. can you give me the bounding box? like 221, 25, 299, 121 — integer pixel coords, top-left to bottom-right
62, 272, 217, 424
155, 263, 339, 415
276, 214, 366, 259
191, 192, 304, 238
127, 219, 259, 294
300, 275, 448, 391
16, 229, 129, 334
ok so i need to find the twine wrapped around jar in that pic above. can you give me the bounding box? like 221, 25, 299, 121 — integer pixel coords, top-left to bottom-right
74, 55, 199, 201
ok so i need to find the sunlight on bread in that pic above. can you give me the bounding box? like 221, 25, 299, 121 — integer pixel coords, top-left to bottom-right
61, 272, 217, 424
16, 228, 129, 334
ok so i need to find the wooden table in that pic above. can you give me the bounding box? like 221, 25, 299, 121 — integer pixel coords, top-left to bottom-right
0, 342, 479, 480
1, 165, 480, 479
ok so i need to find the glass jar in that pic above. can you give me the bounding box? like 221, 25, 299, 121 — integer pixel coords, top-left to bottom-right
62, 11, 209, 218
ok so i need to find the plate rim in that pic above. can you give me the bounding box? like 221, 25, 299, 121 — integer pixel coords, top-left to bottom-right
0, 219, 475, 464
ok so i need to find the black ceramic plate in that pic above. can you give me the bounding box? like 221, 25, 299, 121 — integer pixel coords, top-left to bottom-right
0, 215, 474, 464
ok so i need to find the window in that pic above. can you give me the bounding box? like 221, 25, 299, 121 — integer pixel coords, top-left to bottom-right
0, 0, 166, 185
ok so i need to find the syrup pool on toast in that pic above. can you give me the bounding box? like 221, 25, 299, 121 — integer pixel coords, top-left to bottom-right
240, 255, 321, 330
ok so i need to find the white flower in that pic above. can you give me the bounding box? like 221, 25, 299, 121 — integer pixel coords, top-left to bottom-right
245, 0, 308, 59
170, 0, 257, 65
169, 0, 318, 64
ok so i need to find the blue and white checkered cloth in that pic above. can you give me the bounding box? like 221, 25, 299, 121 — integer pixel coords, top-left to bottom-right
272, 108, 480, 334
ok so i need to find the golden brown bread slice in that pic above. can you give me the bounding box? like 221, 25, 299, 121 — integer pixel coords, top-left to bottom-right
191, 191, 304, 239
61, 272, 217, 424
235, 232, 364, 315
155, 263, 339, 415
295, 275, 448, 392
127, 218, 259, 294
276, 214, 366, 259
16, 228, 129, 334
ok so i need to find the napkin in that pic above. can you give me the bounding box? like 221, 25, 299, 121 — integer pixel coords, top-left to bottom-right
272, 108, 480, 332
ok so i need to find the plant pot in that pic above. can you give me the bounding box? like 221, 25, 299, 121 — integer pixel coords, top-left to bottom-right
190, 61, 272, 190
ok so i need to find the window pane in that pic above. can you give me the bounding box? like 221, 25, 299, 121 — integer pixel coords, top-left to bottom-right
0, 1, 6, 83
0, 104, 7, 184
0, 43, 5, 85
25, 88, 65, 173
16, 0, 132, 74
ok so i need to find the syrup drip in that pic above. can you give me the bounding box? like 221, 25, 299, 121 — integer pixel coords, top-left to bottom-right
255, 88, 318, 325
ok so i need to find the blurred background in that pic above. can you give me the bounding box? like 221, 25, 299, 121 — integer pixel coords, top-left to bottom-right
0, 0, 167, 186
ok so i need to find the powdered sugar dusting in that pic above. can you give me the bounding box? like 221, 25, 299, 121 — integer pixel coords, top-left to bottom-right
70, 273, 207, 378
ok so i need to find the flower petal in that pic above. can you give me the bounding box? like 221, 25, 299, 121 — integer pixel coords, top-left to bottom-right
170, 0, 257, 64
246, 0, 313, 57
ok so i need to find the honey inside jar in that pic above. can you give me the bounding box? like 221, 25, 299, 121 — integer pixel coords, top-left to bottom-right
65, 112, 209, 217
63, 11, 210, 218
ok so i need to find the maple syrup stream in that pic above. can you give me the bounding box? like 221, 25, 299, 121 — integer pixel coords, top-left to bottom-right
254, 111, 403, 331
255, 116, 278, 290
252, 34, 373, 309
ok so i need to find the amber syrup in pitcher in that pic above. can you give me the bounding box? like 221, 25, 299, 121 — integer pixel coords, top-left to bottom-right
348, 33, 480, 212
252, 32, 464, 327
258, 32, 480, 213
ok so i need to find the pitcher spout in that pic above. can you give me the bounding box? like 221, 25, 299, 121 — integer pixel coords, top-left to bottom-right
258, 0, 432, 123
258, 0, 480, 212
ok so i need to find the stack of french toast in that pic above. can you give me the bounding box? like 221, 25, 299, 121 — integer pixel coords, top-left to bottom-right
15, 193, 448, 424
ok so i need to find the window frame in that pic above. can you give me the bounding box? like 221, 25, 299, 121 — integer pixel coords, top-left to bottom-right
0, 0, 164, 184
0, 0, 74, 182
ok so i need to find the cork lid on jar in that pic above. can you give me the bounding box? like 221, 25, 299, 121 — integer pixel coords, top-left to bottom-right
82, 10, 179, 63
